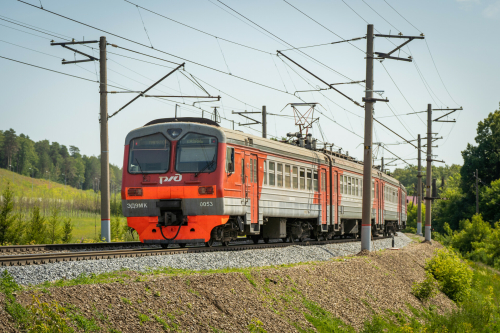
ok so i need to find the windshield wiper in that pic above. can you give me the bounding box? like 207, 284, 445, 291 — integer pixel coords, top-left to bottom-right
195, 153, 216, 177
135, 158, 147, 181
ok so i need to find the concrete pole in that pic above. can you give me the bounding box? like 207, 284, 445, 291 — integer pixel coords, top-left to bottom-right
425, 104, 432, 242
361, 24, 374, 251
381, 157, 384, 173
417, 134, 422, 236
476, 169, 479, 214
262, 105, 267, 139
100, 36, 111, 242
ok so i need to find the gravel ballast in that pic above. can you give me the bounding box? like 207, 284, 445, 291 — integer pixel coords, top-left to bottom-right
2, 233, 413, 286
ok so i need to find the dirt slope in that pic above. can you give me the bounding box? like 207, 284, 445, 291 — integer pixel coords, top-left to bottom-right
9, 238, 454, 332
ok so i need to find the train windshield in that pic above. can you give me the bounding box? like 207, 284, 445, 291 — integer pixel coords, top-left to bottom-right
176, 133, 218, 173
128, 133, 170, 174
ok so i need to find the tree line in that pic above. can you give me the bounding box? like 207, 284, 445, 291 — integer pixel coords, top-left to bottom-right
0, 128, 122, 191
394, 105, 500, 269
394, 105, 500, 232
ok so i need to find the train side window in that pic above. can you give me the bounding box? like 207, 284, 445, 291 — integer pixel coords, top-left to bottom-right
307, 170, 312, 190
344, 176, 348, 195
225, 147, 235, 173
300, 168, 305, 190
348, 177, 352, 195
285, 165, 291, 188
277, 163, 283, 187
269, 162, 275, 186
360, 179, 362, 196
340, 175, 343, 194
313, 172, 318, 191
355, 179, 359, 196
263, 161, 267, 185
292, 166, 298, 189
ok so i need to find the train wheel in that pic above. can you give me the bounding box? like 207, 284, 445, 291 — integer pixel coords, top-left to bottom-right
221, 241, 230, 247
263, 238, 270, 244
179, 243, 187, 248
251, 235, 260, 244
205, 238, 214, 247
161, 244, 169, 249
282, 237, 288, 243
298, 237, 304, 242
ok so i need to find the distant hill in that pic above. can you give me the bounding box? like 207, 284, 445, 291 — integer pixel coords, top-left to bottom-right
0, 167, 91, 200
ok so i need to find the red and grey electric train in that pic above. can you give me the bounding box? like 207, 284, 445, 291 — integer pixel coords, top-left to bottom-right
121, 118, 407, 247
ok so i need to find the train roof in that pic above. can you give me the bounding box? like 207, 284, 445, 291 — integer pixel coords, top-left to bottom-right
136, 118, 406, 191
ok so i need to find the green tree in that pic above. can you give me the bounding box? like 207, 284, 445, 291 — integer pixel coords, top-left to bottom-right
0, 183, 17, 245
480, 178, 500, 223
461, 107, 500, 200
46, 208, 62, 244
61, 217, 73, 243
25, 206, 47, 244
2, 128, 19, 169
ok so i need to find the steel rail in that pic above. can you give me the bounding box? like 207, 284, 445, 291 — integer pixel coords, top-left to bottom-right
0, 241, 143, 253
0, 236, 390, 266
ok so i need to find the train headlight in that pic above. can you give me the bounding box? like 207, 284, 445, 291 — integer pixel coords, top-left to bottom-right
127, 188, 143, 196
198, 186, 214, 195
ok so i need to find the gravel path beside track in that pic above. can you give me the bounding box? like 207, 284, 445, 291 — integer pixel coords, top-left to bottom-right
1, 234, 413, 286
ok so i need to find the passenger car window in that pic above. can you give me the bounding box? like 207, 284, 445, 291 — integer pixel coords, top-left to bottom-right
269, 162, 275, 186
225, 147, 235, 173
176, 133, 217, 173
277, 163, 283, 187
300, 168, 305, 190
313, 172, 318, 191
285, 165, 291, 188
307, 170, 312, 191
293, 166, 298, 189
128, 133, 170, 174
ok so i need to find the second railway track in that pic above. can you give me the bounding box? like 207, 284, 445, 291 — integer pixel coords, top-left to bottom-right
0, 236, 390, 267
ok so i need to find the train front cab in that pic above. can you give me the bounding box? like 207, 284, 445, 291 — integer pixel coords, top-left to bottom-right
121, 119, 232, 247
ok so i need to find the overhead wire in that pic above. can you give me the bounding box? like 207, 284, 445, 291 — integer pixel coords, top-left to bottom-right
135, 4, 154, 48
1, 15, 271, 139
214, 0, 363, 85
17, 0, 294, 96
123, 0, 273, 55
382, 0, 422, 33
13, 0, 419, 165
361, 0, 400, 33
281, 0, 365, 54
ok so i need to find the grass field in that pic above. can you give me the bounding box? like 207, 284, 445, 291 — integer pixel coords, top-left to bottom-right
0, 168, 129, 243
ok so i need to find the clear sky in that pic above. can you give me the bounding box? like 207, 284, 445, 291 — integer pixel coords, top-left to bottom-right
1, 0, 499, 170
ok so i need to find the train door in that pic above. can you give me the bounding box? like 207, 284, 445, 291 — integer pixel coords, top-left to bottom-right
321, 170, 327, 224
247, 154, 258, 224
333, 171, 338, 226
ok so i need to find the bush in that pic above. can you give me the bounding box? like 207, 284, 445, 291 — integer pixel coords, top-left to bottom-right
425, 249, 473, 302
412, 271, 439, 301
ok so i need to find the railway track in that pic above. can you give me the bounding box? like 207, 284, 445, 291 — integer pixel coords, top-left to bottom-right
0, 241, 145, 253
0, 236, 389, 267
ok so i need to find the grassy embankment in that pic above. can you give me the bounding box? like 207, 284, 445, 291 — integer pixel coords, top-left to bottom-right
0, 168, 118, 242
0, 238, 499, 332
